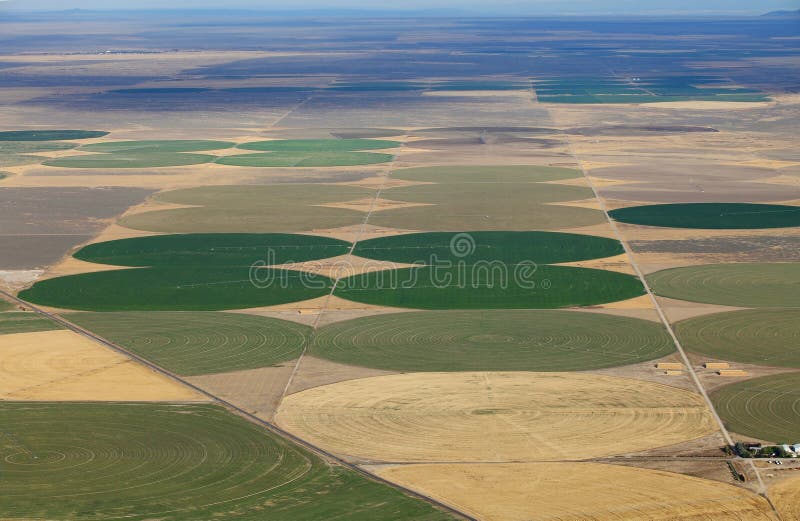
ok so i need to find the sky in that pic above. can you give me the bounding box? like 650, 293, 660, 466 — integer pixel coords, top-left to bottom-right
1, 0, 798, 15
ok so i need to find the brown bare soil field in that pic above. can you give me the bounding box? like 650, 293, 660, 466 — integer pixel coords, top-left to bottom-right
187, 363, 296, 421
372, 462, 777, 521
287, 355, 397, 394
275, 372, 716, 463
770, 475, 800, 521
0, 330, 204, 401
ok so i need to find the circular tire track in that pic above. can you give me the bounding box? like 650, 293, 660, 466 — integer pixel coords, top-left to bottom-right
65, 312, 311, 376
647, 263, 800, 307
711, 372, 800, 443
676, 309, 800, 368
311, 310, 674, 372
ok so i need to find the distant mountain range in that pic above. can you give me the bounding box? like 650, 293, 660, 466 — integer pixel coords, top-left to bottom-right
762, 9, 800, 17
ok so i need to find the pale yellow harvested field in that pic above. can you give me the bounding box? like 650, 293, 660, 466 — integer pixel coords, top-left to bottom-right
316, 197, 433, 212
0, 330, 205, 401
268, 255, 415, 279
276, 372, 716, 462
374, 462, 777, 521
771, 475, 800, 521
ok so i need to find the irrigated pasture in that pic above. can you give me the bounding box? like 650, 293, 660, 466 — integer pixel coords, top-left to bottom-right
275, 372, 716, 462
0, 330, 202, 401
43, 139, 234, 168
711, 372, 800, 442
368, 165, 605, 231
647, 263, 800, 307
119, 185, 371, 233
336, 265, 645, 309
66, 312, 310, 376
19, 233, 348, 310
0, 129, 108, 140
0, 312, 62, 335
610, 203, 800, 229
20, 266, 331, 311
375, 463, 777, 521
676, 309, 800, 368
0, 141, 77, 154
0, 402, 452, 521
217, 138, 399, 167
44, 152, 217, 168
353, 231, 624, 264
74, 233, 351, 266
310, 310, 674, 371
80, 140, 234, 153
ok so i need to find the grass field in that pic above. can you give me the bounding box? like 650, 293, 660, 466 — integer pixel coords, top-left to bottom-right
120, 185, 371, 233
0, 141, 77, 153
19, 267, 332, 311
676, 309, 800, 368
310, 310, 674, 371
610, 203, 800, 229
711, 372, 800, 442
0, 130, 108, 141
337, 265, 645, 309
390, 165, 581, 183
0, 402, 452, 521
74, 233, 351, 266
648, 263, 800, 307
217, 138, 399, 167
44, 152, 217, 168
370, 180, 602, 231
80, 140, 234, 153
0, 154, 45, 167
353, 231, 624, 264
217, 151, 395, 167
276, 372, 715, 462
237, 138, 400, 151
65, 312, 311, 375
0, 312, 62, 335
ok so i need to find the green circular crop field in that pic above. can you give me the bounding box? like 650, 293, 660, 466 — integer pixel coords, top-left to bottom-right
43, 152, 216, 168
0, 130, 108, 141
80, 140, 234, 153
354, 231, 623, 264
0, 403, 448, 521
336, 265, 644, 309
66, 312, 311, 375
610, 203, 800, 229
711, 373, 800, 442
19, 266, 332, 311
217, 151, 394, 167
74, 233, 351, 267
216, 139, 399, 167
237, 138, 400, 151
676, 309, 800, 368
647, 263, 800, 307
311, 310, 673, 371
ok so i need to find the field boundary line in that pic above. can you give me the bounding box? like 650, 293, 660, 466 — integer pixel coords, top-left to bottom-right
276, 136, 408, 403
554, 122, 779, 512
0, 288, 473, 521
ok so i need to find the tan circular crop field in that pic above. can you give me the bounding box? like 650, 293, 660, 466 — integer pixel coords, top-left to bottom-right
275, 372, 717, 462
375, 462, 777, 521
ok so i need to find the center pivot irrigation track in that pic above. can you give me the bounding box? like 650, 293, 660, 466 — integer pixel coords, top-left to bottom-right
553, 109, 781, 517
0, 289, 472, 521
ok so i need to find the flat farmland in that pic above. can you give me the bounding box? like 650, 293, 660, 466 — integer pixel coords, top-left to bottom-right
647, 263, 800, 307
119, 185, 372, 233
0, 402, 452, 521
711, 373, 800, 442
275, 372, 716, 462
310, 310, 674, 371
66, 312, 310, 376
